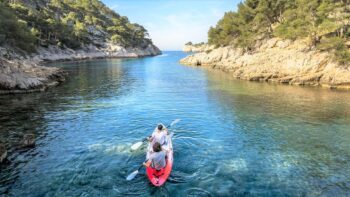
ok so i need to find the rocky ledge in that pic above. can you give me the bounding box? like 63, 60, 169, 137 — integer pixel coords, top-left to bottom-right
33, 43, 161, 62
180, 38, 350, 89
0, 44, 161, 94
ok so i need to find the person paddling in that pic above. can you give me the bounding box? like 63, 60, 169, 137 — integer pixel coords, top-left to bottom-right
149, 124, 168, 147
143, 142, 167, 170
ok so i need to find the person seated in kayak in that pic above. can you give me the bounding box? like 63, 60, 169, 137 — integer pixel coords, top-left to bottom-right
148, 124, 168, 146
144, 142, 167, 170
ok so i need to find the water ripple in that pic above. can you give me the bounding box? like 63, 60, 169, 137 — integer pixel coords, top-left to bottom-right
0, 52, 350, 196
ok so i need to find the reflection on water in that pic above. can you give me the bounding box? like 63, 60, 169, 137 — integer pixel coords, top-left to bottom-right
0, 52, 350, 196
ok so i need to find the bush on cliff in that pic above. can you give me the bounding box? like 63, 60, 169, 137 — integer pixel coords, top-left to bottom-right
208, 0, 350, 64
0, 2, 36, 52
318, 37, 350, 64
0, 0, 153, 52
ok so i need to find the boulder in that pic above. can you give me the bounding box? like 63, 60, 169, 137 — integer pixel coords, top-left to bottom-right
21, 134, 36, 148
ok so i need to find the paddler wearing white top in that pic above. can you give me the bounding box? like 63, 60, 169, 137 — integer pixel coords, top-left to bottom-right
148, 124, 169, 150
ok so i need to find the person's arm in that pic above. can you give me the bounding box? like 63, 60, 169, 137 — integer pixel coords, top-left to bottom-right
148, 132, 155, 142
143, 160, 152, 167
148, 136, 153, 142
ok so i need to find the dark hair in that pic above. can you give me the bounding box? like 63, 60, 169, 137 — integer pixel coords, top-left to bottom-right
157, 124, 163, 131
153, 142, 162, 152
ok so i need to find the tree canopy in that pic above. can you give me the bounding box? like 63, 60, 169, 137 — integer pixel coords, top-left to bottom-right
0, 0, 153, 52
208, 0, 350, 63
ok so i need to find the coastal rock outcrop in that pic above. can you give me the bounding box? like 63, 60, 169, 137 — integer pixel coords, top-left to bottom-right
33, 43, 161, 62
183, 43, 215, 53
0, 52, 65, 94
21, 134, 35, 148
180, 38, 350, 89
0, 0, 161, 94
0, 43, 161, 94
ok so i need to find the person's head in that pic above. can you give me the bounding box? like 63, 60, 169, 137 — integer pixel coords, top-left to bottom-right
157, 124, 163, 131
153, 142, 162, 152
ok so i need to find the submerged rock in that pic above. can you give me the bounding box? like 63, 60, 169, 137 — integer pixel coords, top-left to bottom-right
180, 38, 350, 90
0, 143, 7, 163
21, 134, 36, 148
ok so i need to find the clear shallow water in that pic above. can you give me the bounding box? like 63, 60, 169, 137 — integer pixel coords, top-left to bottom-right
0, 51, 350, 196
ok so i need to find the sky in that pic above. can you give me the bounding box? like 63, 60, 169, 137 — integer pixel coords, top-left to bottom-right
101, 0, 238, 50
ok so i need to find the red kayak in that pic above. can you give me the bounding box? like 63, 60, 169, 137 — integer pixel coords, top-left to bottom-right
146, 133, 173, 187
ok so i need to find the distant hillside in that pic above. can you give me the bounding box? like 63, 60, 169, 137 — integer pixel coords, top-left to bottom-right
0, 0, 155, 52
208, 0, 350, 64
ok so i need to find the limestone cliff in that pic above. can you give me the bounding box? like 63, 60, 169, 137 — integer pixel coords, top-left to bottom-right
180, 38, 350, 89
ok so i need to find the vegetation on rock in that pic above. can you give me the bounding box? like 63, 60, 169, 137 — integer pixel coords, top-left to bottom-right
0, 0, 153, 52
208, 0, 350, 64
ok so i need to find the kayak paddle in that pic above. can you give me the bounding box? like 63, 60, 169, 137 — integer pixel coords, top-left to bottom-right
169, 119, 181, 128
126, 160, 148, 181
130, 138, 147, 151
130, 119, 180, 151
127, 131, 176, 181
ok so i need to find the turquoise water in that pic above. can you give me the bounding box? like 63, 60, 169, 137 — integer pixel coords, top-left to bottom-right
0, 51, 350, 196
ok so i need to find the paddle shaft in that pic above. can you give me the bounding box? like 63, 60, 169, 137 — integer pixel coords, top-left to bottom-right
138, 159, 149, 171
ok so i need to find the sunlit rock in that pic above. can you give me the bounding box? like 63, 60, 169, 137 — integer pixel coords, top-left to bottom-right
180, 38, 350, 89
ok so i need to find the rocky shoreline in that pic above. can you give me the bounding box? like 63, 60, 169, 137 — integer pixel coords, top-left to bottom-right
180, 38, 350, 90
0, 43, 161, 94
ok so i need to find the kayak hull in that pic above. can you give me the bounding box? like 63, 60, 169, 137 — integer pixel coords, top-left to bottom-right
146, 134, 173, 187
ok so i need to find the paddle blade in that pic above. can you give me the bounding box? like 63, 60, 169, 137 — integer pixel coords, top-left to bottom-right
126, 170, 139, 181
169, 132, 174, 138
170, 119, 181, 127
131, 142, 143, 151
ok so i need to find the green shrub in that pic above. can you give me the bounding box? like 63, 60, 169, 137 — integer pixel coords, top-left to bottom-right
209, 0, 350, 63
0, 0, 153, 51
318, 37, 350, 65
0, 3, 36, 52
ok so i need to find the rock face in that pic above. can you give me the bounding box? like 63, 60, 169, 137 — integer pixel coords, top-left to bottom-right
21, 134, 36, 148
0, 0, 162, 94
180, 38, 350, 89
0, 54, 65, 94
0, 43, 161, 94
33, 43, 161, 62
183, 44, 215, 53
